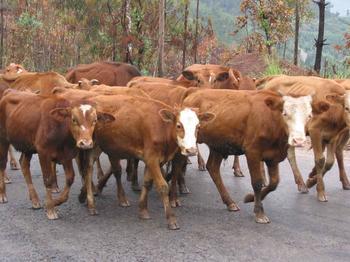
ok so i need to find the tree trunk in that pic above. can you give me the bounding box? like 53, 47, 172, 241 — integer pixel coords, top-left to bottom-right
123, 0, 132, 64
194, 0, 199, 63
157, 0, 165, 77
0, 0, 4, 68
313, 0, 328, 73
293, 0, 300, 66
182, 1, 189, 70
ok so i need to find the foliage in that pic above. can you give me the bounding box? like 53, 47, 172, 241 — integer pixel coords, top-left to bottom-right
264, 56, 285, 75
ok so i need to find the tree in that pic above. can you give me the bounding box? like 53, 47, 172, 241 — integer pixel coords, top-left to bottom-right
182, 0, 189, 70
313, 0, 328, 73
236, 0, 293, 55
157, 0, 165, 76
194, 0, 199, 63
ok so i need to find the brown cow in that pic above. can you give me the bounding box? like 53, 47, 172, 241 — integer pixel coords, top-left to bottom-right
0, 71, 75, 95
0, 89, 114, 219
72, 93, 214, 229
259, 75, 350, 200
170, 89, 314, 223
65, 61, 140, 86
0, 63, 27, 75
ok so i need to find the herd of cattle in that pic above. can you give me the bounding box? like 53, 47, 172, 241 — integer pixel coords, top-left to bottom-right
0, 61, 349, 230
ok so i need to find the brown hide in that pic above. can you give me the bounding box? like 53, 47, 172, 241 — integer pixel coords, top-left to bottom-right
65, 61, 141, 86
0, 71, 74, 95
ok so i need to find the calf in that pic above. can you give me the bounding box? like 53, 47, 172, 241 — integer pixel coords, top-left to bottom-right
77, 94, 214, 229
171, 89, 313, 223
261, 75, 350, 200
0, 90, 113, 219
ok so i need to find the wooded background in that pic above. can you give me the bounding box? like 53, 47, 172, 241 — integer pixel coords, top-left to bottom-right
0, 0, 349, 77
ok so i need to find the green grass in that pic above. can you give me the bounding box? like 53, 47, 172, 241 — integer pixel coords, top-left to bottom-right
263, 56, 285, 76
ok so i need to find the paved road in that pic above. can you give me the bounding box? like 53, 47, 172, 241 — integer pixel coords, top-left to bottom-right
0, 145, 349, 262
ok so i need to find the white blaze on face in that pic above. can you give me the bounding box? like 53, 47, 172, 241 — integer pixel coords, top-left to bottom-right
80, 125, 87, 131
80, 104, 92, 117
282, 95, 313, 147
17, 68, 23, 74
178, 108, 200, 152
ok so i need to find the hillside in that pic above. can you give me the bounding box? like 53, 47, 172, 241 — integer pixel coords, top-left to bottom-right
192, 0, 350, 70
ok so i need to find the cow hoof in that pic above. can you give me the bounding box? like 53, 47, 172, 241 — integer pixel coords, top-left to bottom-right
298, 184, 309, 194
198, 164, 206, 171
233, 170, 244, 177
4, 176, 12, 184
88, 208, 98, 216
317, 193, 328, 202
10, 161, 19, 170
78, 192, 87, 203
179, 185, 190, 194
32, 201, 41, 209
170, 199, 181, 208
342, 182, 350, 190
255, 214, 270, 224
244, 193, 254, 203
227, 203, 240, 211
306, 178, 316, 188
51, 187, 60, 194
132, 184, 141, 192
139, 209, 151, 220
46, 209, 59, 220
168, 222, 180, 230
119, 200, 130, 207
0, 193, 8, 203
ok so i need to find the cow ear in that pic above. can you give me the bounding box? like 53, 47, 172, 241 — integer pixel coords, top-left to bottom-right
50, 108, 71, 121
216, 72, 229, 82
97, 112, 115, 123
181, 71, 196, 81
198, 112, 216, 123
312, 101, 330, 114
159, 109, 176, 122
265, 97, 283, 111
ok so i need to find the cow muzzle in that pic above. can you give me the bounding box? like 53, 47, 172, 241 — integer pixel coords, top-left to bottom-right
181, 147, 198, 156
77, 139, 93, 149
289, 137, 306, 147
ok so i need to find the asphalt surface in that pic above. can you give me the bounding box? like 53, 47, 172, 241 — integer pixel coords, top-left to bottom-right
0, 145, 349, 262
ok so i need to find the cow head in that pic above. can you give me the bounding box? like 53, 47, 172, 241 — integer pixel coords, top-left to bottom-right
76, 78, 100, 90
50, 103, 115, 149
159, 107, 215, 156
265, 94, 313, 147
5, 63, 27, 74
178, 65, 241, 89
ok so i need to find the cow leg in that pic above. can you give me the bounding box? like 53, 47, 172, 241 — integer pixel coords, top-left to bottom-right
139, 166, 153, 220
307, 132, 327, 202
19, 153, 41, 209
53, 160, 75, 207
336, 149, 350, 190
178, 161, 190, 194
50, 162, 60, 194
76, 150, 98, 215
109, 156, 130, 207
8, 145, 19, 170
38, 154, 58, 220
206, 149, 239, 211
126, 159, 133, 181
148, 159, 179, 230
0, 141, 9, 203
261, 162, 268, 186
131, 159, 141, 192
335, 130, 350, 190
287, 146, 308, 193
169, 153, 187, 208
244, 154, 269, 224
197, 145, 206, 171
95, 156, 104, 181
232, 155, 244, 177
96, 166, 113, 194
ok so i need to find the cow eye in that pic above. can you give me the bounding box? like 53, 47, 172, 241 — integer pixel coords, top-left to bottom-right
345, 107, 350, 112
282, 111, 287, 117
176, 123, 182, 129
93, 119, 97, 125
72, 118, 78, 124
308, 114, 312, 119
